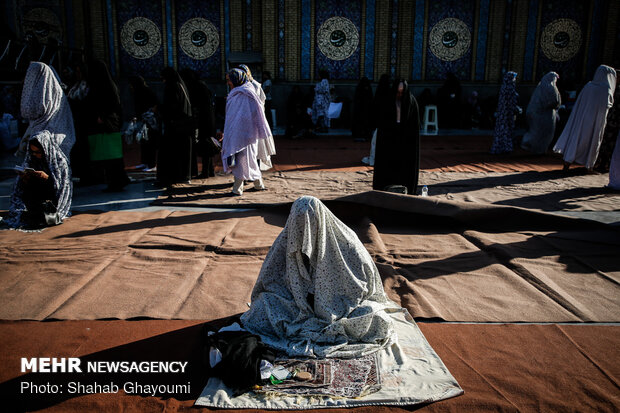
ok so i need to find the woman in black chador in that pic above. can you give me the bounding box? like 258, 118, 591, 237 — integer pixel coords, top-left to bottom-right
180, 68, 217, 179
85, 59, 129, 192
160, 67, 193, 186
373, 79, 420, 195
351, 76, 374, 142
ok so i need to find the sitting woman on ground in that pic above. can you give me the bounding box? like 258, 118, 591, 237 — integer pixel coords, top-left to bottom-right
5, 134, 72, 229
240, 195, 398, 358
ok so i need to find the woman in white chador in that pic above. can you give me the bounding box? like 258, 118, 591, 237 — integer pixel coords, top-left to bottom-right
521, 71, 562, 154
238, 64, 276, 171
553, 65, 616, 170
221, 69, 272, 196
241, 196, 398, 358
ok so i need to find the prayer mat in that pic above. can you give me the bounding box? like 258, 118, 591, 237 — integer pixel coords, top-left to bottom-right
195, 309, 463, 409
256, 355, 380, 398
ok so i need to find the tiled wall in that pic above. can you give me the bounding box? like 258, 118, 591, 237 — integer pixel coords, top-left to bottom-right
4, 0, 619, 85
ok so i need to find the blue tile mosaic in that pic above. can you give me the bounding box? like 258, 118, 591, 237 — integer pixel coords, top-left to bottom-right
106, 0, 116, 75
175, 0, 222, 79
424, 0, 475, 81
364, 0, 376, 80
278, 0, 285, 78
314, 0, 362, 80
165, 0, 173, 67
245, 0, 252, 51
411, 0, 425, 80
301, 0, 311, 79
501, 0, 512, 72
586, 0, 604, 80
115, 0, 165, 79
390, 0, 398, 78
224, 0, 231, 62
522, 0, 538, 82
64, 0, 75, 48
535, 0, 588, 84
474, 0, 489, 81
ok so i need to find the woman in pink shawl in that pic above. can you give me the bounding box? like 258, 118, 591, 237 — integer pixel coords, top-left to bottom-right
221, 68, 272, 196
553, 65, 617, 171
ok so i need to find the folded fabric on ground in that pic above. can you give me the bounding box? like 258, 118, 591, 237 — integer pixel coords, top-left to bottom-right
195, 310, 463, 409
1, 191, 618, 322
419, 170, 618, 212
152, 169, 618, 217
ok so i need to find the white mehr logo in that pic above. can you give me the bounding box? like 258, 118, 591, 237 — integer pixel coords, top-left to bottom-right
21, 357, 82, 373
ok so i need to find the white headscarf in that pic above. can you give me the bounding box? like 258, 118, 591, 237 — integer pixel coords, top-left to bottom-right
241, 196, 397, 358
20, 62, 76, 159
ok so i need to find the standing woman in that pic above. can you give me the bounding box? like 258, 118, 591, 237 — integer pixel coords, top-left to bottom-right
85, 59, 129, 191
351, 76, 374, 142
179, 69, 217, 179
490, 71, 521, 154
221, 68, 271, 196
594, 72, 620, 172
553, 65, 616, 171
160, 67, 193, 186
373, 79, 420, 195
128, 75, 159, 171
67, 62, 93, 183
238, 65, 276, 171
312, 70, 331, 132
520, 72, 562, 154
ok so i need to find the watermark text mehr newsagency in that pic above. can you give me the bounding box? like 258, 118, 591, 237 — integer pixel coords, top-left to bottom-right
21, 358, 188, 374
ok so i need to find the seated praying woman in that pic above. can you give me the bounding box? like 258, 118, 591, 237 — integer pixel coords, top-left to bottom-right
240, 196, 399, 358
5, 134, 72, 229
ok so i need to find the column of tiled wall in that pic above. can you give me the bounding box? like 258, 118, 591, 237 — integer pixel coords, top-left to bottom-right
262, 0, 277, 78
485, 0, 506, 82
230, 0, 243, 52
508, 0, 529, 77
87, 0, 107, 61
374, 0, 390, 79
285, 1, 299, 81
397, 0, 415, 81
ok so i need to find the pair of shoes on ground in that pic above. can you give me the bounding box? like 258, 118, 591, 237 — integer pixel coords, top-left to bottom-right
231, 180, 267, 196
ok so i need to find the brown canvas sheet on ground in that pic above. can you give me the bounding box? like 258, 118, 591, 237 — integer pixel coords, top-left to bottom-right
153, 169, 618, 213
1, 191, 618, 322
1, 320, 617, 412
420, 170, 618, 212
